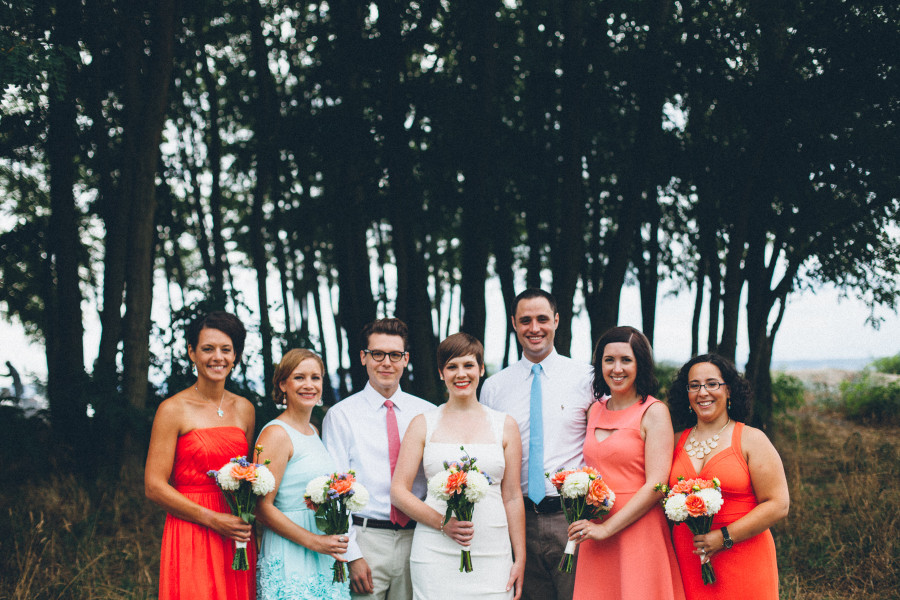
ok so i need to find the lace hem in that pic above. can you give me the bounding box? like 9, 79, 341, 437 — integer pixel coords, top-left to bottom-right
257, 555, 349, 600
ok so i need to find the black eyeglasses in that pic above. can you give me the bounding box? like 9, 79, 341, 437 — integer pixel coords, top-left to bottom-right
363, 349, 408, 363
687, 381, 725, 393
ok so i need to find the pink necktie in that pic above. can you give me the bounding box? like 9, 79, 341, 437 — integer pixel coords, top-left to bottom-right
385, 400, 410, 527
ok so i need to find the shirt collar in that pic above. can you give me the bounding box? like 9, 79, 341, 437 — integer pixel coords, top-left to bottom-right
363, 381, 405, 409
518, 349, 560, 379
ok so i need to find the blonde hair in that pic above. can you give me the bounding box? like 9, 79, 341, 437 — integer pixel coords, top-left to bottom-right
272, 348, 325, 404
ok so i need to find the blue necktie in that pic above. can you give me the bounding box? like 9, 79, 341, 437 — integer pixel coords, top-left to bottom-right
528, 363, 545, 504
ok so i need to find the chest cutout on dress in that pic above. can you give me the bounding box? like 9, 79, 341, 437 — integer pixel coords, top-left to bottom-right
593, 427, 618, 443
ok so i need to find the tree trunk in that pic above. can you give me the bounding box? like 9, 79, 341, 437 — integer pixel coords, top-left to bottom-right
551, 0, 588, 356
120, 0, 179, 413
199, 41, 227, 305
248, 0, 280, 401
638, 218, 660, 345
46, 0, 88, 454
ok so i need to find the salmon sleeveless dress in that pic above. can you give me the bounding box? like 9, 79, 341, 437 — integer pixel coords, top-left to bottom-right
669, 422, 778, 599
159, 426, 256, 600
573, 397, 685, 600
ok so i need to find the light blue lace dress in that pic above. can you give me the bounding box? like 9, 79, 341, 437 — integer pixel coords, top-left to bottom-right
256, 420, 350, 600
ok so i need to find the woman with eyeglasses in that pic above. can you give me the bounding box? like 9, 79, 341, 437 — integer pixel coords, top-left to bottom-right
666, 354, 789, 600
568, 326, 684, 600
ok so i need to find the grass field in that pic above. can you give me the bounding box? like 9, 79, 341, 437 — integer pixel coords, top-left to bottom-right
1, 385, 897, 599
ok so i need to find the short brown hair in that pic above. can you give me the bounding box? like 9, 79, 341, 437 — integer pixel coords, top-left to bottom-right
512, 288, 558, 317
272, 348, 324, 404
360, 318, 410, 351
187, 311, 247, 363
436, 333, 484, 371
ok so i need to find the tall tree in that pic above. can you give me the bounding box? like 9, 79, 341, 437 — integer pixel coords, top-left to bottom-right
120, 0, 179, 411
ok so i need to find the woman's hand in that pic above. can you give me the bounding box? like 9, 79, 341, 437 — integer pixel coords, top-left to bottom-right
441, 516, 474, 547
506, 559, 525, 600
692, 529, 726, 564
567, 518, 611, 544
311, 533, 350, 561
205, 509, 253, 543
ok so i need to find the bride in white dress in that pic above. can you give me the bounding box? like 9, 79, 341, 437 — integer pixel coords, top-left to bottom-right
391, 333, 525, 600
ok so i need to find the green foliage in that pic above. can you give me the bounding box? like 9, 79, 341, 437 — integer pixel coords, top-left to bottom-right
838, 373, 900, 426
653, 362, 679, 399
771, 373, 806, 415
868, 353, 900, 375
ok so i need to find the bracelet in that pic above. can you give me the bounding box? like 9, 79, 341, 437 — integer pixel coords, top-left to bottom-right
439, 520, 446, 535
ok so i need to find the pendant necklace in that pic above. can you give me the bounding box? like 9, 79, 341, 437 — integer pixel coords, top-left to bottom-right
196, 386, 226, 418
685, 419, 730, 458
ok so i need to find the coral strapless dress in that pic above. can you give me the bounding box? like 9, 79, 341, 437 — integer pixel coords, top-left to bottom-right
159, 426, 256, 600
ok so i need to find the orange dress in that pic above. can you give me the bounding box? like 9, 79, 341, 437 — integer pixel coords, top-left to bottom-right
669, 422, 778, 599
159, 427, 256, 600
574, 397, 685, 600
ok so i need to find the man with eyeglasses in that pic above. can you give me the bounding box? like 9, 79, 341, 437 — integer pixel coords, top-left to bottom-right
323, 318, 433, 600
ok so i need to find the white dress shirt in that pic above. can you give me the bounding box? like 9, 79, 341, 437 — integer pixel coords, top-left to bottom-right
322, 382, 434, 561
481, 350, 594, 499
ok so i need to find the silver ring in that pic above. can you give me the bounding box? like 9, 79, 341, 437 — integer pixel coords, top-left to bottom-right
339, 536, 347, 542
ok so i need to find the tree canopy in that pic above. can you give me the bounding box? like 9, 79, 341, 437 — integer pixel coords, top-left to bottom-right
1, 0, 898, 459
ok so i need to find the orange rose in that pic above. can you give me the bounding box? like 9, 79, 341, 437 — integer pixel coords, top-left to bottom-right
581, 466, 600, 479
231, 465, 257, 482
671, 479, 694, 495
586, 478, 612, 507
684, 493, 707, 517
550, 470, 573, 489
330, 478, 353, 495
446, 471, 468, 495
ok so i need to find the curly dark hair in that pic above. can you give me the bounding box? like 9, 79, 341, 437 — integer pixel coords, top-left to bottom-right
591, 326, 657, 401
667, 354, 753, 430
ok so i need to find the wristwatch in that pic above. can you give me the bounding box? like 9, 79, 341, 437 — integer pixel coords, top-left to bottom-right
721, 526, 734, 549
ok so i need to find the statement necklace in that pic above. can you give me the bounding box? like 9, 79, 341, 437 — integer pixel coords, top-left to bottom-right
685, 419, 730, 458
196, 386, 226, 418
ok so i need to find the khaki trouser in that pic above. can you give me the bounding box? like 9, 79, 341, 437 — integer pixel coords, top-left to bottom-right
352, 526, 415, 600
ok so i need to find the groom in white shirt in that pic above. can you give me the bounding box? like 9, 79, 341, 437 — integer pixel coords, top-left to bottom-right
481, 289, 594, 600
322, 318, 433, 600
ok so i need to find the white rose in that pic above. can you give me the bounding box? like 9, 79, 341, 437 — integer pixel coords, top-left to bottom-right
217, 464, 240, 491
663, 494, 689, 522
463, 471, 490, 503
695, 487, 724, 514
252, 465, 276, 496
305, 475, 330, 504
428, 470, 451, 501
346, 482, 370, 512
561, 471, 590, 498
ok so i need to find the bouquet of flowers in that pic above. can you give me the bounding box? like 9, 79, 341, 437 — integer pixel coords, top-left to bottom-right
547, 466, 616, 573
304, 471, 370, 583
207, 446, 276, 570
655, 477, 724, 585
426, 446, 493, 573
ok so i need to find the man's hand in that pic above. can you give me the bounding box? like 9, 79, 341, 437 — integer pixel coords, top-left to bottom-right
349, 557, 374, 594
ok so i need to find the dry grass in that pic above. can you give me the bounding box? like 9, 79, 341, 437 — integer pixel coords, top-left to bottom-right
0, 459, 163, 600
1, 400, 897, 599
773, 404, 900, 600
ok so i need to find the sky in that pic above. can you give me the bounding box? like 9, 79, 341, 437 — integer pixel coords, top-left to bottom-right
2, 272, 897, 396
